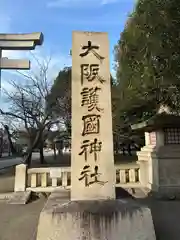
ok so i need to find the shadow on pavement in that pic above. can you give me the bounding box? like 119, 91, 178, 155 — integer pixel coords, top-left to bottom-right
137, 197, 180, 240
116, 187, 180, 240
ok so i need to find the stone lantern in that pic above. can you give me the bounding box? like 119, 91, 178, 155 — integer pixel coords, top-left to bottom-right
131, 110, 180, 198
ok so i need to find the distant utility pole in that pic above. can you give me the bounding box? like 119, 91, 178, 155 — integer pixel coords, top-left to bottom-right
0, 32, 44, 90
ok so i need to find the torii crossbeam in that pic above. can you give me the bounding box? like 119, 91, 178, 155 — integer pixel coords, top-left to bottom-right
0, 32, 44, 89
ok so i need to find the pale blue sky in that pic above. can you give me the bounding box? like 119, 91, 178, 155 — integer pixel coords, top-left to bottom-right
0, 0, 136, 90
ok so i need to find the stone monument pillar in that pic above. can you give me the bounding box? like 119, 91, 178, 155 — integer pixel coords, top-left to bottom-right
71, 31, 115, 200
36, 31, 156, 240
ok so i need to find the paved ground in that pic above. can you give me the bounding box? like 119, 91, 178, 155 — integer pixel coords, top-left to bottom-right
0, 166, 15, 193
0, 181, 179, 239
0, 151, 55, 170
0, 196, 180, 240
138, 198, 180, 240
0, 198, 45, 240
116, 188, 180, 240
1, 153, 180, 239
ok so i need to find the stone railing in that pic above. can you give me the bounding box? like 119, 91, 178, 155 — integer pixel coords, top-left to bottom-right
115, 164, 140, 187
14, 163, 140, 193
26, 167, 71, 192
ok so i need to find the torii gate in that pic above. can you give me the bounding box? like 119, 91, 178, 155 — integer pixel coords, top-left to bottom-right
0, 32, 43, 156
0, 32, 44, 88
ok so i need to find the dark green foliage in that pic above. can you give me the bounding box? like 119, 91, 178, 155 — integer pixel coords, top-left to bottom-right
47, 67, 71, 134
114, 0, 180, 126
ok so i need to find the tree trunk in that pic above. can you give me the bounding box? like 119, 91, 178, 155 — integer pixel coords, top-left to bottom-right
25, 151, 32, 166
127, 144, 132, 156
4, 125, 17, 155
53, 143, 56, 159
24, 130, 43, 166
39, 140, 44, 164
0, 138, 3, 158
58, 140, 63, 155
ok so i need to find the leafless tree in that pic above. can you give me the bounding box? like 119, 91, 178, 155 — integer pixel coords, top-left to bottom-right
0, 56, 61, 165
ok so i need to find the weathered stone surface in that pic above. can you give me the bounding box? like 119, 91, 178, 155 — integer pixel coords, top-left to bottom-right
8, 191, 31, 204
43, 189, 71, 213
71, 31, 115, 201
36, 198, 156, 240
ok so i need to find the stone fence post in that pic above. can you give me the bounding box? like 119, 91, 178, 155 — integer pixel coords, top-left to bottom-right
14, 164, 27, 192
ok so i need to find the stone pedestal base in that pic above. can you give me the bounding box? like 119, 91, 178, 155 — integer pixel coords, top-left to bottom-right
36, 192, 156, 240
137, 145, 180, 200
